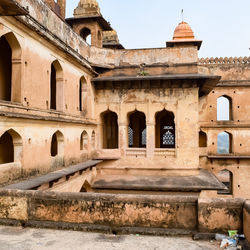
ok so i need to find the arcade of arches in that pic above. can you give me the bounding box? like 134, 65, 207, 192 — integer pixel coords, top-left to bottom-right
100, 110, 176, 149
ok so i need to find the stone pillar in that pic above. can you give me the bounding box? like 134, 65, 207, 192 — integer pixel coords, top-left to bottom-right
13, 142, 22, 162
119, 123, 127, 157
146, 122, 155, 158
11, 59, 22, 103
97, 123, 103, 150
56, 78, 64, 112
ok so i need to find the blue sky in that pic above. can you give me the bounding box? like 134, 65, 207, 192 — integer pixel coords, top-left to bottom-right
66, 0, 250, 58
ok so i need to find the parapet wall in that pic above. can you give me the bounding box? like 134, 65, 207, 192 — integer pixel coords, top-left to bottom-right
90, 46, 198, 67
199, 56, 250, 65
0, 189, 248, 237
14, 0, 91, 65
244, 200, 250, 243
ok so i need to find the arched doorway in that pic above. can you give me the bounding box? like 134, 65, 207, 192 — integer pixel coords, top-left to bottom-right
128, 111, 146, 148
217, 169, 233, 195
0, 32, 22, 103
199, 131, 207, 147
101, 110, 118, 149
0, 129, 22, 164
79, 76, 87, 112
155, 110, 175, 148
0, 131, 14, 164
80, 131, 88, 151
0, 35, 12, 101
50, 60, 63, 111
50, 130, 64, 157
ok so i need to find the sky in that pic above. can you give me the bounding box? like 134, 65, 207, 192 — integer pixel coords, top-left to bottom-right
66, 0, 250, 58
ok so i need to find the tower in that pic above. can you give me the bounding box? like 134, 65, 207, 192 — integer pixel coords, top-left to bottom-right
66, 0, 112, 48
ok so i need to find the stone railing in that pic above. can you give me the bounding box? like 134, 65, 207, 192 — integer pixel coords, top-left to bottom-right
199, 56, 250, 65
154, 148, 176, 157
126, 148, 146, 158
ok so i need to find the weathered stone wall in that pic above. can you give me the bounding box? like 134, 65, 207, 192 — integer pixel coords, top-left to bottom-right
243, 200, 250, 244
90, 46, 198, 68
0, 12, 96, 183
198, 59, 250, 199
0, 190, 248, 235
198, 198, 244, 233
15, 0, 91, 60
95, 87, 199, 169
0, 119, 96, 184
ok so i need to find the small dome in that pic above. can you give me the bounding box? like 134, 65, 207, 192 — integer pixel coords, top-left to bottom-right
103, 30, 120, 44
74, 0, 101, 17
173, 21, 195, 40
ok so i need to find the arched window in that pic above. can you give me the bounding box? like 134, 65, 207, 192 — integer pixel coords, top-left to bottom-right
0, 36, 12, 102
199, 131, 207, 147
80, 28, 91, 45
0, 32, 22, 103
217, 169, 233, 195
79, 76, 87, 112
91, 131, 95, 148
217, 96, 232, 121
217, 131, 232, 154
128, 111, 146, 148
155, 110, 175, 148
80, 131, 88, 151
0, 129, 22, 164
101, 110, 118, 149
50, 60, 63, 111
50, 130, 64, 157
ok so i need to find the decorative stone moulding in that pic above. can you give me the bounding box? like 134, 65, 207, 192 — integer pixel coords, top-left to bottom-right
199, 56, 250, 64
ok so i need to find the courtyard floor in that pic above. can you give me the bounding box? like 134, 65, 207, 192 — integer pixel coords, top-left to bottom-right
0, 225, 221, 250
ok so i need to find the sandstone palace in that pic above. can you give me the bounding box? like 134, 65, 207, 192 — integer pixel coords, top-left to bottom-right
0, 0, 249, 240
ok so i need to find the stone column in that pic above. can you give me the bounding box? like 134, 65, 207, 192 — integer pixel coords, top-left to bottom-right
11, 59, 22, 103
56, 78, 64, 112
119, 122, 127, 157
146, 122, 155, 158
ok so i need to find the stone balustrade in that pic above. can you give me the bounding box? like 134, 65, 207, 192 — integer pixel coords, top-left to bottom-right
199, 56, 250, 65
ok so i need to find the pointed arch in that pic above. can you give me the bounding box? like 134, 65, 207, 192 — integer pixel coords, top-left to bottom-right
101, 110, 118, 149
217, 169, 233, 195
199, 131, 207, 147
80, 130, 88, 151
79, 76, 87, 113
217, 95, 233, 121
0, 32, 22, 103
155, 109, 175, 148
0, 129, 22, 164
217, 131, 233, 154
50, 60, 64, 111
80, 27, 91, 44
51, 130, 64, 157
128, 110, 146, 148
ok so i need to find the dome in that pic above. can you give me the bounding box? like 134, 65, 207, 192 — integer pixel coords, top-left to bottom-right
74, 0, 101, 17
173, 21, 195, 40
103, 30, 120, 44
